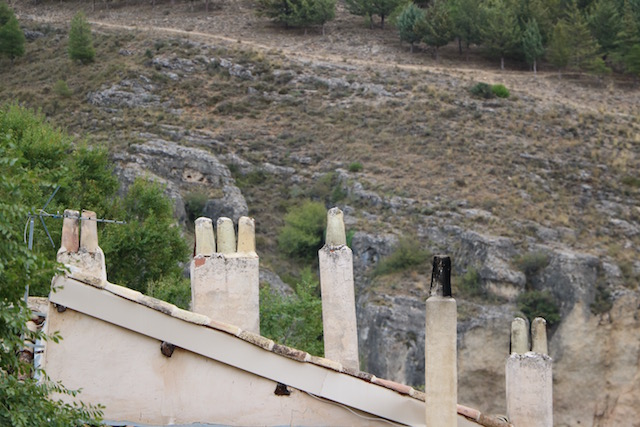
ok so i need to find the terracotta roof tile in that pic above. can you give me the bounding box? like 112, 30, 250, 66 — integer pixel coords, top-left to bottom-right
371, 376, 414, 395
238, 330, 275, 351
308, 355, 343, 372
207, 319, 242, 337
272, 344, 309, 362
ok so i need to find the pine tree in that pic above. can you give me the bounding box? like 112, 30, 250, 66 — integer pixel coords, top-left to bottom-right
548, 20, 570, 74
345, 0, 401, 29
0, 14, 25, 63
587, 0, 621, 55
416, 0, 454, 60
564, 0, 609, 72
68, 12, 95, 64
397, 2, 425, 53
615, 0, 640, 59
480, 0, 521, 70
450, 0, 482, 58
522, 18, 544, 74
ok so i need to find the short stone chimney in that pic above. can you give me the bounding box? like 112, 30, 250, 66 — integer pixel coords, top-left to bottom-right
190, 216, 259, 334
57, 209, 107, 283
318, 207, 359, 370
506, 317, 553, 427
425, 255, 457, 427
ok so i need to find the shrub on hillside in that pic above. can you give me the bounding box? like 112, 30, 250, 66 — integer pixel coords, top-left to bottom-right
516, 290, 560, 326
278, 200, 327, 260
260, 267, 323, 356
374, 237, 430, 276
491, 84, 510, 98
470, 82, 494, 99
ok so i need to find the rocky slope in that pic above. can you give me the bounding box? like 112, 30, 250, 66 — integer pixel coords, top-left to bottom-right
4, 4, 640, 425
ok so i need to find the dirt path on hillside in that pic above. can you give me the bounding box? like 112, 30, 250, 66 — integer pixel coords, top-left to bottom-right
15, 0, 639, 117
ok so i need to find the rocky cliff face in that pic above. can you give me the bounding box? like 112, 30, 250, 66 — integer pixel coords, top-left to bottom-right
117, 135, 640, 426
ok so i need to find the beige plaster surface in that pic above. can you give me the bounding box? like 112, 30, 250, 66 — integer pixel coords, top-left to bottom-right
43, 307, 394, 427
318, 245, 359, 370
505, 353, 553, 427
191, 253, 260, 334
425, 296, 458, 427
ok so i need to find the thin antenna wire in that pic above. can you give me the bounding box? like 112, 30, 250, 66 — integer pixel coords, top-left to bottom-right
22, 186, 125, 304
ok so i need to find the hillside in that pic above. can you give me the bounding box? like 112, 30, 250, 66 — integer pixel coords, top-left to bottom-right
2, 1, 640, 425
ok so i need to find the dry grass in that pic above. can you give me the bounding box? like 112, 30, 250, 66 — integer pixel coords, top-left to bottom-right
2, 0, 640, 277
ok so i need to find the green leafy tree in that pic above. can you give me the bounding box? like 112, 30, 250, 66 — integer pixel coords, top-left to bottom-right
0, 5, 25, 63
0, 105, 103, 426
311, 0, 336, 35
100, 178, 190, 293
397, 2, 425, 53
415, 0, 454, 60
480, 0, 522, 70
587, 0, 621, 55
260, 268, 324, 356
345, 0, 402, 29
522, 18, 545, 73
450, 0, 482, 58
68, 11, 95, 64
278, 200, 326, 261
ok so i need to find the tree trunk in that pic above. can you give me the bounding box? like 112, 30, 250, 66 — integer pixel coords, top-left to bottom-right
500, 56, 505, 70
533, 59, 537, 75
380, 15, 385, 29
458, 37, 462, 55
435, 47, 439, 61
410, 42, 414, 54
206, 0, 209, 12
322, 23, 326, 36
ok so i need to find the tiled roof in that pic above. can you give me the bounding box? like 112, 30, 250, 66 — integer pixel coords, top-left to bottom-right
53, 271, 512, 427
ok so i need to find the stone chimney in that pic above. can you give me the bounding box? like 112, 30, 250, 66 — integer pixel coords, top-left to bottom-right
506, 317, 553, 427
56, 209, 107, 283
318, 207, 359, 370
425, 255, 457, 427
190, 216, 259, 334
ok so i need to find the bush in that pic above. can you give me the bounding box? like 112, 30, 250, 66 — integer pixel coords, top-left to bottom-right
260, 267, 323, 356
514, 251, 549, 280
516, 290, 561, 326
590, 283, 612, 315
68, 12, 95, 64
491, 84, 510, 98
184, 191, 208, 222
53, 79, 72, 98
348, 161, 363, 172
470, 82, 494, 99
457, 266, 485, 298
101, 178, 190, 293
278, 200, 327, 260
147, 274, 191, 310
374, 237, 430, 276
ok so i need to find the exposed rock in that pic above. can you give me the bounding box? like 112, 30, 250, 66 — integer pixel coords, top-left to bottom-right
87, 77, 163, 109
113, 138, 246, 224
260, 268, 293, 297
23, 29, 45, 41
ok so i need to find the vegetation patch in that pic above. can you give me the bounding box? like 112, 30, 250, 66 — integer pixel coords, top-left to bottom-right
516, 290, 561, 326
374, 237, 431, 276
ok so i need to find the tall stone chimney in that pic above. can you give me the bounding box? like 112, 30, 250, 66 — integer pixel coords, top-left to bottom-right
190, 216, 260, 333
318, 207, 359, 370
425, 255, 457, 427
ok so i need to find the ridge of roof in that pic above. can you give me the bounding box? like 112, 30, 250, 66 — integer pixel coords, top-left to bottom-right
56, 272, 512, 427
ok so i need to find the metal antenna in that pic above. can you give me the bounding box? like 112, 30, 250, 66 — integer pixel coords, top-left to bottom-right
23, 186, 126, 303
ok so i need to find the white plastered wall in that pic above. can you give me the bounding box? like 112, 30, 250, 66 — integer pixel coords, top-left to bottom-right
42, 307, 395, 427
